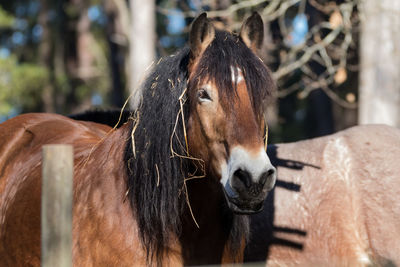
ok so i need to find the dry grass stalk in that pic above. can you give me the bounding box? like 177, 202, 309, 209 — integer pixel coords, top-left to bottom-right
155, 164, 160, 187
130, 111, 140, 159
179, 88, 189, 155
264, 122, 269, 151
123, 188, 130, 203
168, 87, 209, 228
183, 180, 200, 228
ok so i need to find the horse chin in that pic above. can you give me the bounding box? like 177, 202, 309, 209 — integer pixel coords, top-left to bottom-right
227, 200, 264, 215
222, 190, 264, 215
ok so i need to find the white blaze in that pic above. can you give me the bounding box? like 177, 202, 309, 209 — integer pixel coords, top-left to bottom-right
231, 66, 244, 83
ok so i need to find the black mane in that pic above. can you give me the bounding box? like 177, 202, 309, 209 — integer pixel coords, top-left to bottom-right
124, 30, 275, 265
124, 47, 191, 265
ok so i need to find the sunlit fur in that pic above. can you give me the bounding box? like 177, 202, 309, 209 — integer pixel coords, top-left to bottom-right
124, 30, 275, 265
244, 125, 400, 266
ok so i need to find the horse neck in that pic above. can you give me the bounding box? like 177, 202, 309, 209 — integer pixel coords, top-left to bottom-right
180, 175, 247, 265
119, 119, 247, 264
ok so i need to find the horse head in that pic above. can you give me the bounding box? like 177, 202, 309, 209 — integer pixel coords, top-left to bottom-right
186, 13, 276, 214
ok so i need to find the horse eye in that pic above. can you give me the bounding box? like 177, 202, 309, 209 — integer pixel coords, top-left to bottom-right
197, 88, 212, 102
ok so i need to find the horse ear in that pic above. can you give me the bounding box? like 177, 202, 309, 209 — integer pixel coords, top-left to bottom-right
240, 12, 264, 52
189, 13, 215, 58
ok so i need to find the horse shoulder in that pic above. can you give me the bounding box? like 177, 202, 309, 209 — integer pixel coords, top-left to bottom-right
71, 123, 183, 266
70, 124, 134, 265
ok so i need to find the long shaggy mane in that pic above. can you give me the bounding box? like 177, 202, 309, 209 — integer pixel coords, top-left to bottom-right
124, 29, 275, 265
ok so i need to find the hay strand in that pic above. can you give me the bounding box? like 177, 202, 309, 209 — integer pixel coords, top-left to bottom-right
264, 121, 269, 151
178, 88, 189, 155
155, 164, 160, 187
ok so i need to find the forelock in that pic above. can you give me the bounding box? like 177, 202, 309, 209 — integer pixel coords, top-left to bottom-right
189, 30, 275, 115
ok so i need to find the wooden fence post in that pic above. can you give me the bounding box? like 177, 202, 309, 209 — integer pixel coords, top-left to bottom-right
41, 145, 73, 267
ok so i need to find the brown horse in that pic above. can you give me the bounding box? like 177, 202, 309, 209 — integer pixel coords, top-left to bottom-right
244, 124, 400, 266
0, 13, 277, 266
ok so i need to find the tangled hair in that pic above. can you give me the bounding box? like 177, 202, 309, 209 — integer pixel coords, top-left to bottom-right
124, 47, 191, 265
124, 29, 275, 266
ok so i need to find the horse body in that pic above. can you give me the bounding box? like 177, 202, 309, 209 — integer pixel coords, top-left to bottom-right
245, 124, 400, 266
0, 117, 251, 266
0, 13, 277, 266
0, 114, 150, 266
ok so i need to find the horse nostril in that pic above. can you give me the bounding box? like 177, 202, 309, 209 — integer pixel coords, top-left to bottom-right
259, 168, 276, 187
233, 169, 252, 188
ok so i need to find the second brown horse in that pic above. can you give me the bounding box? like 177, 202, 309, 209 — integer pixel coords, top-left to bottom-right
245, 124, 400, 266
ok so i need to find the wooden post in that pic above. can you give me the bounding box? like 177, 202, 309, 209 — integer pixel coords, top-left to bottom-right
41, 145, 73, 267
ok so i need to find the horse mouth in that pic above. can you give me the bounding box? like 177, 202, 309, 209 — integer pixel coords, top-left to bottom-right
222, 189, 264, 215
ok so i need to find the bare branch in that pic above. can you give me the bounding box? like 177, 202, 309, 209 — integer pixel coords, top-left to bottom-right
273, 26, 342, 79
157, 0, 360, 110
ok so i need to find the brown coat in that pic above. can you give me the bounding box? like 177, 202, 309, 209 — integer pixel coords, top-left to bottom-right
245, 124, 400, 266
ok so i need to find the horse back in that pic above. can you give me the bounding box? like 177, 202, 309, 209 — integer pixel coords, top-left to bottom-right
0, 113, 110, 266
0, 113, 111, 192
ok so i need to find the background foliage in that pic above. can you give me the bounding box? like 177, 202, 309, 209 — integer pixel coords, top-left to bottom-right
0, 0, 361, 143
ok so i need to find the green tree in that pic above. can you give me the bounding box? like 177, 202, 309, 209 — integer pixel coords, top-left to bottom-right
0, 55, 48, 115
0, 6, 14, 28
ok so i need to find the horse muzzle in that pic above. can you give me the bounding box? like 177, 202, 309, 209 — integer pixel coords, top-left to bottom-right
223, 166, 276, 214
220, 146, 276, 214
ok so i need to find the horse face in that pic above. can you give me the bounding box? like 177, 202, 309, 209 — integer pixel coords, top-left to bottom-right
187, 13, 276, 214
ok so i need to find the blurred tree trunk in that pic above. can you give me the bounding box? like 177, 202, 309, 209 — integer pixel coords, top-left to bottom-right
359, 0, 400, 127
304, 3, 334, 137
38, 0, 70, 113
38, 0, 55, 112
129, 0, 155, 109
104, 0, 126, 108
76, 5, 94, 80
39, 0, 90, 113
53, 0, 68, 113
63, 0, 84, 112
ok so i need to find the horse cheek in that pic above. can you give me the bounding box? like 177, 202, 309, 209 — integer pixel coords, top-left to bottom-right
187, 113, 208, 162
